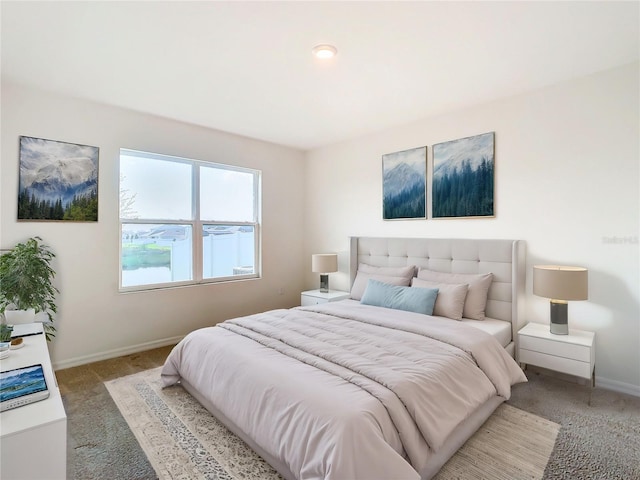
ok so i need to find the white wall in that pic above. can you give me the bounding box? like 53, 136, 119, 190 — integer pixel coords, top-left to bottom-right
1, 82, 306, 369
2, 64, 638, 394
305, 63, 640, 394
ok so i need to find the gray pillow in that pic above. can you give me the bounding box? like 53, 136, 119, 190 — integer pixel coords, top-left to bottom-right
350, 263, 415, 301
416, 269, 493, 320
411, 278, 469, 320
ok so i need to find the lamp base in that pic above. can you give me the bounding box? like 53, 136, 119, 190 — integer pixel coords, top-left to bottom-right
319, 274, 329, 293
550, 300, 568, 335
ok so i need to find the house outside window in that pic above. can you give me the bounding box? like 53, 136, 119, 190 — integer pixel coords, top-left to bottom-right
119, 149, 261, 291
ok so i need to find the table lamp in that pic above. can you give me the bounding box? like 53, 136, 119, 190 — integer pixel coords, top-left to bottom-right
533, 265, 588, 335
312, 254, 338, 293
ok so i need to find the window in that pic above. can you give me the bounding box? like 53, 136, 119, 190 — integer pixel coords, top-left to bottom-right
119, 149, 261, 291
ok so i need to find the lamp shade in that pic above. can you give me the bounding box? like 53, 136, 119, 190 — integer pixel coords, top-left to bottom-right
533, 265, 588, 301
311, 254, 338, 273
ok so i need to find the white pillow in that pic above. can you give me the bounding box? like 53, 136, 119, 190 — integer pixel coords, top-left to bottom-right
416, 269, 493, 320
350, 263, 415, 301
411, 278, 468, 320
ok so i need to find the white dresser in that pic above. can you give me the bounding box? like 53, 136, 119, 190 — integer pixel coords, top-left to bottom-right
301, 290, 350, 306
1, 323, 67, 480
518, 322, 595, 385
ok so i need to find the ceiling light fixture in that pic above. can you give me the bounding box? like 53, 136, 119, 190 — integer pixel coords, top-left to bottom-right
312, 44, 337, 59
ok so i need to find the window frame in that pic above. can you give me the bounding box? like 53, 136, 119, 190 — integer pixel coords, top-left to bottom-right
119, 148, 261, 292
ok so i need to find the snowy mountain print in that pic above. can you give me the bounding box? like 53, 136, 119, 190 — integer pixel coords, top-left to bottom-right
382, 146, 426, 219
18, 136, 99, 221
432, 132, 494, 218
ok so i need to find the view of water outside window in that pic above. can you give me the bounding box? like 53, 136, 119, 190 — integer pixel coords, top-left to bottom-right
121, 223, 192, 287
120, 150, 259, 289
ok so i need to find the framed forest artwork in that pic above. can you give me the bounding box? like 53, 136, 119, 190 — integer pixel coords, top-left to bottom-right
18, 136, 99, 222
432, 132, 494, 218
382, 146, 427, 220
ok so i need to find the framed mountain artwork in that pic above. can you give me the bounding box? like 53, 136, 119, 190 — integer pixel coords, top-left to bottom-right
382, 146, 427, 220
17, 136, 99, 222
432, 132, 495, 219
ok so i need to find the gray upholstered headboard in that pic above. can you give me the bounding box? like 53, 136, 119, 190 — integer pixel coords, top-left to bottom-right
349, 237, 526, 353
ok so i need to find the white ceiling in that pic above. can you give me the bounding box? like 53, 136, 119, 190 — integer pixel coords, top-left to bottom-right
2, 1, 638, 151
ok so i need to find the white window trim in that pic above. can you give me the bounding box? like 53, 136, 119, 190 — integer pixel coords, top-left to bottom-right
119, 149, 261, 293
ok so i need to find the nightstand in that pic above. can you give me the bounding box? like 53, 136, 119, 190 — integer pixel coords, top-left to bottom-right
518, 322, 595, 385
301, 290, 350, 306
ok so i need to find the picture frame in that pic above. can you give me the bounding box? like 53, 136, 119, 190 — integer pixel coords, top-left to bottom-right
18, 136, 99, 222
432, 132, 494, 219
382, 146, 427, 220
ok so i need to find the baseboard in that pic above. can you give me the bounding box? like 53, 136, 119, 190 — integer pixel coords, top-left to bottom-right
52, 335, 184, 371
595, 376, 640, 397
525, 365, 640, 398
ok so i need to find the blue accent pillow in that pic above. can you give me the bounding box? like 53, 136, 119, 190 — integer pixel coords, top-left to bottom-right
360, 279, 438, 315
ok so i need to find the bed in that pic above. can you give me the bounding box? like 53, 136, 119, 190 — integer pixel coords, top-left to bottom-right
162, 237, 527, 480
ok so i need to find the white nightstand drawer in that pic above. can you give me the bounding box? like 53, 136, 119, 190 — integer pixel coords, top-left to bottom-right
520, 334, 591, 362
301, 296, 326, 306
519, 349, 593, 379
300, 290, 350, 307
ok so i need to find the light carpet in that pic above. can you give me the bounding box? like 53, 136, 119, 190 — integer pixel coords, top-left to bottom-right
105, 367, 559, 480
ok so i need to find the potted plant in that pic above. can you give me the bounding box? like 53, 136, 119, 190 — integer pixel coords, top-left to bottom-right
0, 322, 12, 359
0, 237, 58, 339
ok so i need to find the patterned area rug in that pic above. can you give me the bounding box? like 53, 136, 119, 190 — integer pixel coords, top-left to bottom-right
105, 367, 559, 480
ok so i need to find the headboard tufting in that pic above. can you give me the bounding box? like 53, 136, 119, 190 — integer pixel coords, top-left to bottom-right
349, 237, 526, 355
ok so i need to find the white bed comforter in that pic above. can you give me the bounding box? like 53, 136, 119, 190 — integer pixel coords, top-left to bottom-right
161, 300, 526, 480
